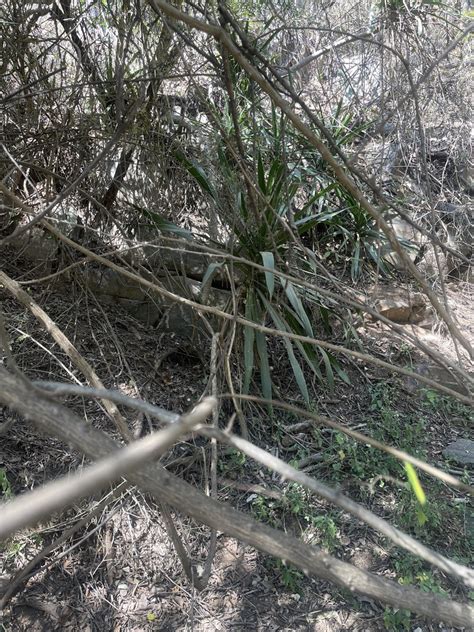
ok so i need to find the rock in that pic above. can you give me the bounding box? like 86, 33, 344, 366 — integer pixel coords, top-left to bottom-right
385, 217, 431, 276
385, 217, 423, 271
8, 227, 57, 273
67, 267, 229, 342
460, 161, 474, 195
405, 362, 471, 396
443, 213, 474, 276
386, 204, 474, 280
443, 439, 474, 465
373, 288, 426, 324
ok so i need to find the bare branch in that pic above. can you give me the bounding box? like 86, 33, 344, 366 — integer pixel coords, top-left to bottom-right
32, 381, 474, 495
210, 426, 474, 588
147, 0, 474, 359
0, 367, 472, 627
0, 268, 132, 440
0, 395, 215, 540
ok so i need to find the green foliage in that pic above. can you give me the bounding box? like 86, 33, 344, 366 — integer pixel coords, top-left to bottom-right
0, 467, 12, 500
252, 483, 340, 552
0, 531, 43, 563
182, 144, 350, 402
393, 553, 450, 596
421, 389, 473, 426
404, 462, 426, 506
128, 202, 194, 240
316, 381, 470, 548
324, 384, 427, 486
383, 607, 412, 631
309, 514, 339, 552
218, 448, 247, 475
176, 34, 413, 403
273, 559, 304, 593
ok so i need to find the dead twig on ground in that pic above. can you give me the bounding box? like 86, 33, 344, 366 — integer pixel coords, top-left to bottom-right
0, 367, 472, 627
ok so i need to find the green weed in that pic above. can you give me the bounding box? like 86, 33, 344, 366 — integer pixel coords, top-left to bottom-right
0, 467, 12, 500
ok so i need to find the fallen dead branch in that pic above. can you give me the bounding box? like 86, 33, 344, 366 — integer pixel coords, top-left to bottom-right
0, 482, 129, 609
0, 396, 215, 540
15, 380, 473, 588
32, 382, 473, 495
0, 269, 132, 441
0, 368, 472, 628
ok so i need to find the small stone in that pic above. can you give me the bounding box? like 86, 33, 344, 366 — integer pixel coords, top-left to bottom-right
373, 291, 426, 324
443, 439, 474, 465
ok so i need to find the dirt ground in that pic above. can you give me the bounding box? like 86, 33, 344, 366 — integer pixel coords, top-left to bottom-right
0, 257, 472, 631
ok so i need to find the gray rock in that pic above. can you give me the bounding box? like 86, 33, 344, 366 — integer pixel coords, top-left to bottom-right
443, 439, 474, 465
405, 363, 472, 396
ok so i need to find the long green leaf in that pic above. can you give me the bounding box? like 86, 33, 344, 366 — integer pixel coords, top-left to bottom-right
243, 290, 256, 394
257, 152, 266, 194
238, 191, 248, 221
404, 462, 427, 505
263, 298, 310, 403
174, 152, 216, 199
129, 203, 193, 239
351, 239, 361, 280
319, 346, 335, 392
255, 331, 273, 405
282, 281, 313, 337
284, 338, 310, 404
267, 159, 284, 192
201, 262, 223, 288
299, 181, 338, 215
279, 307, 323, 382
326, 352, 350, 385
260, 251, 275, 299
294, 339, 323, 382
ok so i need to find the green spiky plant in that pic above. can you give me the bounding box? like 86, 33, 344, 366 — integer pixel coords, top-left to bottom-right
169, 45, 399, 403
177, 126, 353, 403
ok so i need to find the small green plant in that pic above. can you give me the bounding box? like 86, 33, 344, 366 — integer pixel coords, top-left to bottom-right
422, 388, 440, 408
422, 389, 473, 425
252, 485, 341, 552
0, 468, 12, 499
283, 483, 307, 515
309, 514, 339, 551
393, 554, 450, 596
219, 448, 247, 475
251, 495, 276, 524
6, 539, 26, 559
274, 559, 304, 593
383, 607, 411, 631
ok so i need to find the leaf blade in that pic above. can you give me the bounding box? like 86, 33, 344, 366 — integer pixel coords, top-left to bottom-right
260, 251, 275, 299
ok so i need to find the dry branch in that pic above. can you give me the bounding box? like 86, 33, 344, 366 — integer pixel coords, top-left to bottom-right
1, 183, 472, 404
0, 396, 215, 540
0, 269, 132, 440
31, 383, 473, 496
26, 381, 473, 587
212, 427, 474, 588
0, 483, 128, 609
0, 367, 472, 628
